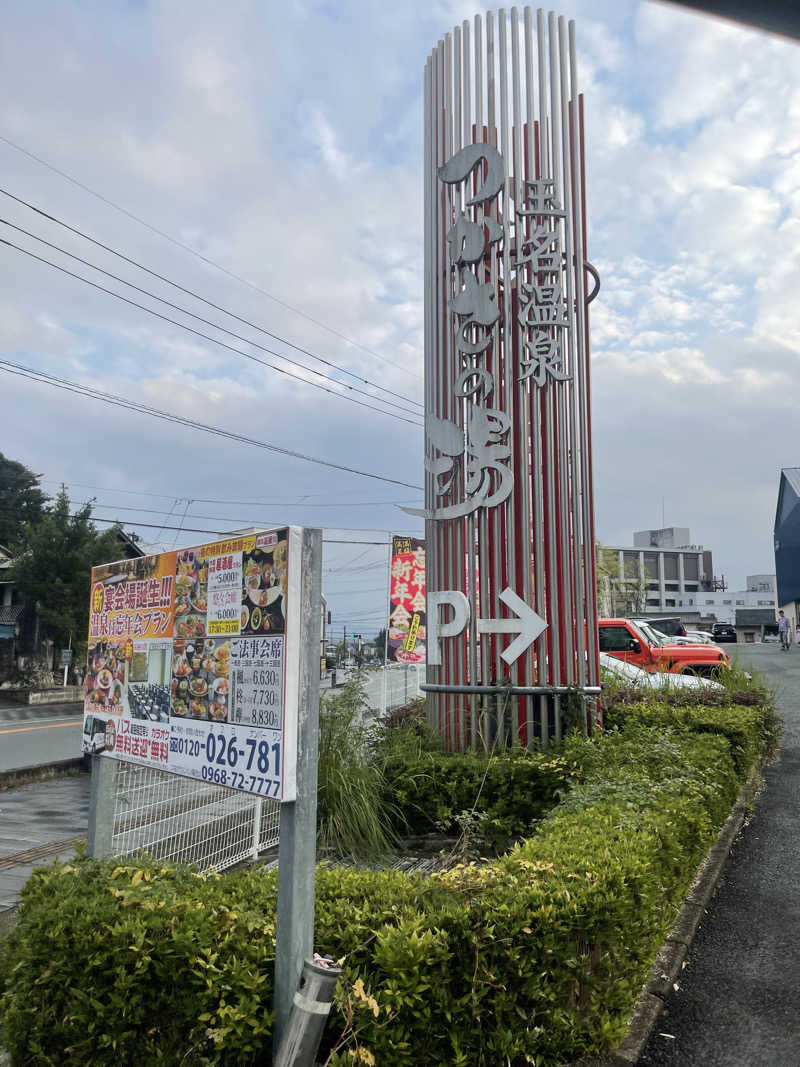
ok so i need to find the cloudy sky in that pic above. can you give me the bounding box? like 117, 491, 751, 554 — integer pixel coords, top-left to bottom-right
0, 0, 797, 633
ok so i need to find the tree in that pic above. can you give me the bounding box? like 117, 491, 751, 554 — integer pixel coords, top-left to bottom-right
374, 627, 387, 657
0, 453, 48, 549
8, 490, 122, 653
595, 543, 647, 617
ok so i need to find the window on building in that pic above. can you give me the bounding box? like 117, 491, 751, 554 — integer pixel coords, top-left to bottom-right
706, 599, 715, 605
736, 600, 744, 606
723, 600, 732, 605
623, 552, 640, 580
687, 598, 694, 605
665, 598, 676, 607
663, 553, 678, 580
643, 553, 659, 579
683, 555, 699, 581
646, 599, 660, 607
664, 583, 679, 592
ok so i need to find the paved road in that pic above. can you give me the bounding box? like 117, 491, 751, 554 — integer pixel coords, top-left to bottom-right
0, 775, 90, 910
0, 704, 83, 773
640, 642, 800, 1066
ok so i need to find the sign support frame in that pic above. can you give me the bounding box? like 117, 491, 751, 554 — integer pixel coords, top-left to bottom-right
272, 526, 323, 1053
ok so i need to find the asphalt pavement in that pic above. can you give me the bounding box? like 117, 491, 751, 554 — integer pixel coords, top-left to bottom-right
0, 701, 83, 774
0, 775, 90, 910
640, 642, 800, 1066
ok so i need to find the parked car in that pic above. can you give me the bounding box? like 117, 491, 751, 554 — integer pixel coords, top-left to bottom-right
599, 652, 724, 691
632, 621, 715, 645
711, 623, 738, 644
645, 617, 687, 639
599, 618, 730, 676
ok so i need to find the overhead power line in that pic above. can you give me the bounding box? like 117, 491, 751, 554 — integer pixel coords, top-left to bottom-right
38, 477, 419, 507
0, 234, 423, 428
0, 132, 422, 382
0, 187, 423, 409
0, 357, 424, 491
65, 511, 388, 546
0, 203, 422, 414
0, 498, 410, 537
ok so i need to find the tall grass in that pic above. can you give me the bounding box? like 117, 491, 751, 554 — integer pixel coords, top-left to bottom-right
317, 672, 398, 860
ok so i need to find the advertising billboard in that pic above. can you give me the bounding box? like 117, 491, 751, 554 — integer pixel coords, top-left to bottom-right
387, 536, 426, 664
84, 527, 302, 800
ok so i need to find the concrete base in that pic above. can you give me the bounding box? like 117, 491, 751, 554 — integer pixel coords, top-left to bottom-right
0, 686, 83, 705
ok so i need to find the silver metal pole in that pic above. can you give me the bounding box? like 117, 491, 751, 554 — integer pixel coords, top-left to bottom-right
251, 797, 263, 861
86, 754, 117, 858
273, 527, 323, 1054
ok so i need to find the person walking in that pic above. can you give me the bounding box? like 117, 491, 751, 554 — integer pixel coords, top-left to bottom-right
777, 609, 791, 651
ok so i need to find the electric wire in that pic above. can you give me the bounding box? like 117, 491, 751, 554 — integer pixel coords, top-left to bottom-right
0, 357, 423, 490
0, 132, 422, 381
0, 213, 421, 418
0, 235, 423, 427
0, 188, 423, 409
79, 511, 388, 545
38, 477, 419, 507
0, 499, 414, 537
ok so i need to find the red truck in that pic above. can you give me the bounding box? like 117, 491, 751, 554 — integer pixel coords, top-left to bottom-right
599, 618, 730, 676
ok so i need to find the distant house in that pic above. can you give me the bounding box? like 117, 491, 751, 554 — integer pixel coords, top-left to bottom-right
0, 528, 144, 679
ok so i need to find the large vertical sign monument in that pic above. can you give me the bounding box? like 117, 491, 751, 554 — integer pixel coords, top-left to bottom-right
417, 7, 600, 747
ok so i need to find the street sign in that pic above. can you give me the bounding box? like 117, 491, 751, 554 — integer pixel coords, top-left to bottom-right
59, 649, 73, 667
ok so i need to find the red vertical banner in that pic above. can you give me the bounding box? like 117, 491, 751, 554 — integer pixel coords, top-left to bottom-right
387, 537, 427, 665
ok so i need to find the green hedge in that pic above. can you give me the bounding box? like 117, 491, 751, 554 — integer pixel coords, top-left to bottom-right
3, 716, 766, 1067
381, 746, 572, 849
602, 699, 776, 777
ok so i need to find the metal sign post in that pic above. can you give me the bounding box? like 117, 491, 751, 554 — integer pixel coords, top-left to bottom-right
415, 7, 601, 748
273, 526, 323, 1051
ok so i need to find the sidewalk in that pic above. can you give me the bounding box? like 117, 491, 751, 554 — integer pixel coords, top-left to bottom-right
0, 775, 90, 911
640, 643, 800, 1066
0, 699, 82, 722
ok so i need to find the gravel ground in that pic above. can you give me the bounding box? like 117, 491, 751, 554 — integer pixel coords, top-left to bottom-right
639, 643, 800, 1066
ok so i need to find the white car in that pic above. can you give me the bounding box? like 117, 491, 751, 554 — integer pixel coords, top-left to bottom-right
599, 652, 724, 691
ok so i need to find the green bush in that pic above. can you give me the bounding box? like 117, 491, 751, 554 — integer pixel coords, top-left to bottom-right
602, 699, 776, 777
0, 857, 280, 1065
380, 744, 573, 851
2, 719, 765, 1067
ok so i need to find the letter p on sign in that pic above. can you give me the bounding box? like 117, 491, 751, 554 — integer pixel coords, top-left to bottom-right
427, 591, 470, 666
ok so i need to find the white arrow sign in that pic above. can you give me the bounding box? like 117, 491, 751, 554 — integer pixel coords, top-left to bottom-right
477, 587, 548, 666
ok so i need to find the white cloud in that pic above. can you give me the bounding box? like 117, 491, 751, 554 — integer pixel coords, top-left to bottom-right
0, 0, 798, 599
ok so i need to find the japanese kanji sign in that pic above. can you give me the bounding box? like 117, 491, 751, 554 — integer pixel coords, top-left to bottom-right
84, 527, 302, 800
387, 536, 426, 664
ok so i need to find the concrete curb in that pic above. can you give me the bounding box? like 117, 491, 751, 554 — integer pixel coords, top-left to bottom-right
0, 757, 86, 791
574, 762, 764, 1067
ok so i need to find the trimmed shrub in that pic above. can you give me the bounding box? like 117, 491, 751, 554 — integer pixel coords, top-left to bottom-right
1, 720, 765, 1067
380, 745, 573, 850
602, 700, 776, 777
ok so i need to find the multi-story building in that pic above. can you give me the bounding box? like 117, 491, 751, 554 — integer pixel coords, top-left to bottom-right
600, 527, 715, 614
675, 576, 776, 625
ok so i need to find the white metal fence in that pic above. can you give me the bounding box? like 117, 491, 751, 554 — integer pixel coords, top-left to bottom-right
111, 762, 281, 872
107, 667, 420, 873
368, 663, 423, 713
